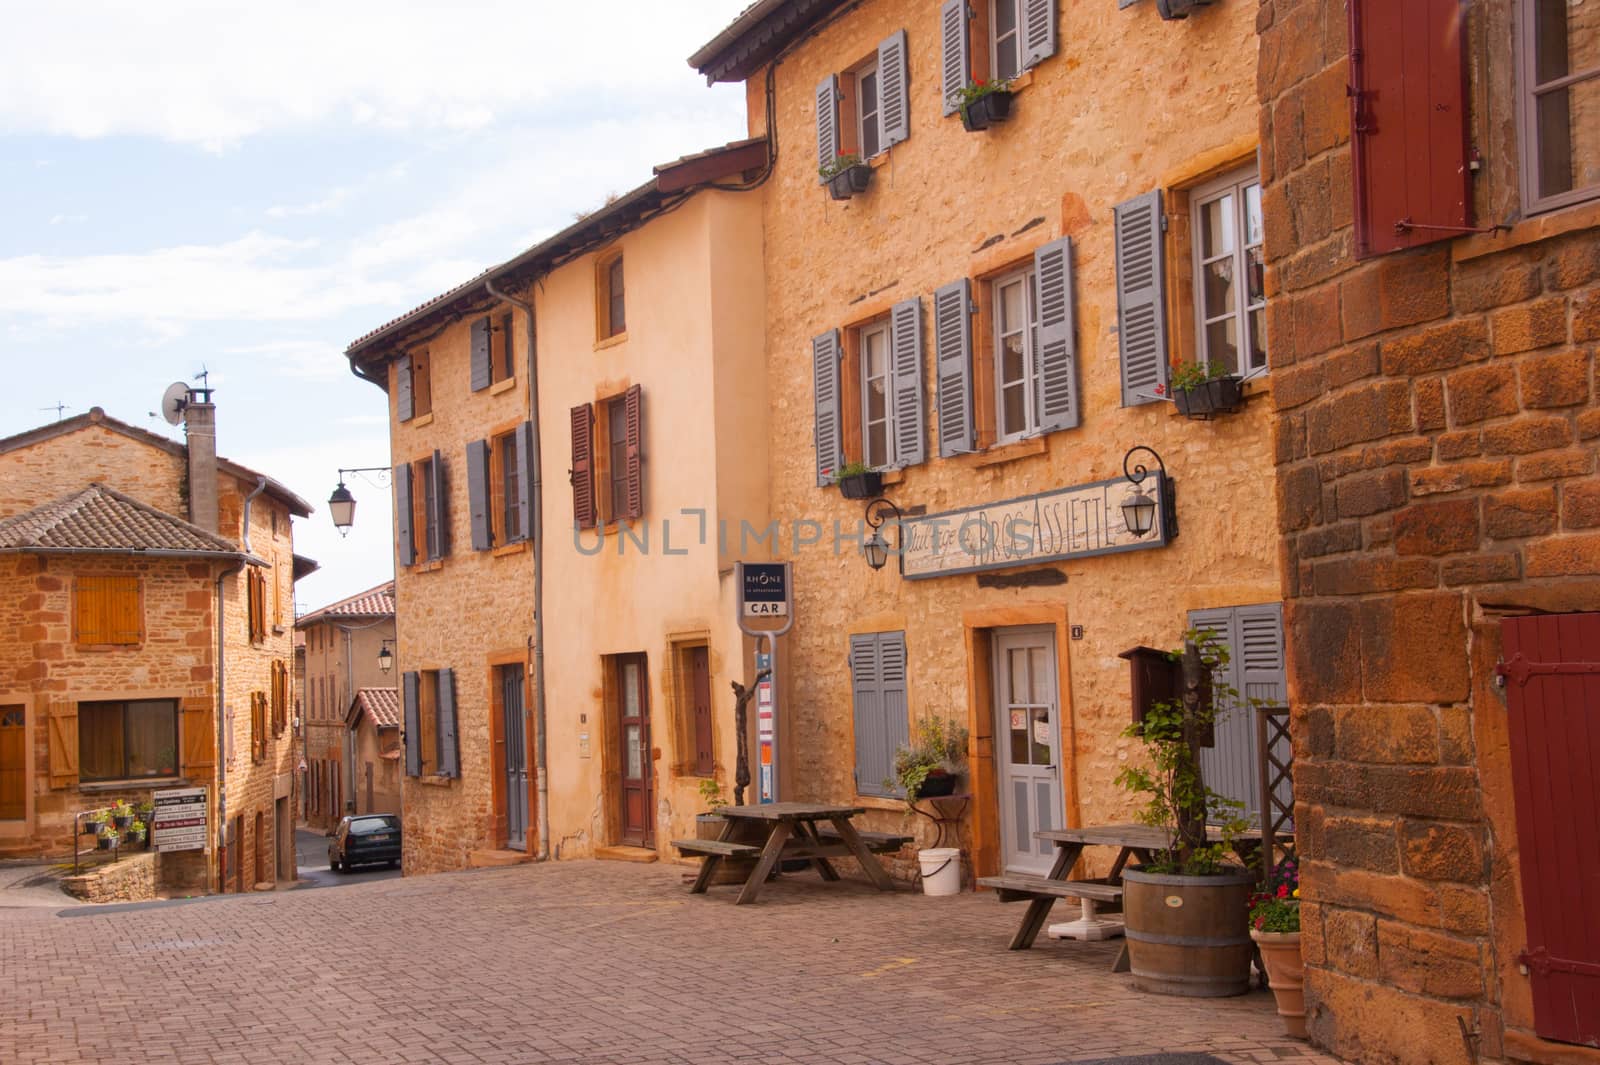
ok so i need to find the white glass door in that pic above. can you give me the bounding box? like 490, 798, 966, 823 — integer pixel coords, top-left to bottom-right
993, 628, 1062, 874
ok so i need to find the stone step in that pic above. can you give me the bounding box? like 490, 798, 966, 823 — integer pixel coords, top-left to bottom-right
594, 845, 658, 864
468, 848, 534, 868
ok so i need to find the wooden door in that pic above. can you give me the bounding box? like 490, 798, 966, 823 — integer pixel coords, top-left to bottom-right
993, 628, 1062, 875
1501, 612, 1600, 1048
0, 706, 24, 820
500, 664, 529, 850
690, 646, 713, 775
232, 814, 245, 894
616, 654, 653, 847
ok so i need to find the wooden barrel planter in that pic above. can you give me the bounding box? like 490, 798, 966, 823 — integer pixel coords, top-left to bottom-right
1122, 867, 1256, 997
696, 814, 756, 885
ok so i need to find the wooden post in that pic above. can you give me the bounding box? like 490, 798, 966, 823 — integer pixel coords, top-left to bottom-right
728, 669, 770, 806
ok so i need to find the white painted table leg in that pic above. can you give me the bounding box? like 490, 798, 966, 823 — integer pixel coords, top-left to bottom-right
1047, 898, 1126, 941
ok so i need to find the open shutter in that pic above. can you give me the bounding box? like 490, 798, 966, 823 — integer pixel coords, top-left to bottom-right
1237, 602, 1291, 821
437, 668, 459, 779
1189, 606, 1257, 819
47, 703, 78, 788
402, 672, 421, 778
466, 439, 491, 551
396, 354, 413, 422
623, 384, 644, 521
515, 420, 534, 542
1114, 190, 1170, 407
1021, 0, 1058, 69
469, 317, 492, 391
179, 697, 214, 779
879, 633, 910, 794
812, 330, 843, 486
816, 74, 839, 181
940, 0, 971, 116
394, 462, 416, 567
934, 279, 975, 456
1033, 236, 1080, 434
878, 30, 910, 148
429, 448, 448, 559
570, 404, 597, 529
889, 297, 926, 467
850, 635, 887, 797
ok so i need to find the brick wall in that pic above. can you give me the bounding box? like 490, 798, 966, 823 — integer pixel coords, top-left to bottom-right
1258, 0, 1600, 1061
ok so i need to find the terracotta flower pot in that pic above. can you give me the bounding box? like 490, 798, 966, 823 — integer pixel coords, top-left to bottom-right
1251, 929, 1307, 1038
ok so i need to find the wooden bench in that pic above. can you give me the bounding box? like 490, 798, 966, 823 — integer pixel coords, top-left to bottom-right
976, 873, 1123, 905
671, 838, 761, 859
813, 827, 913, 853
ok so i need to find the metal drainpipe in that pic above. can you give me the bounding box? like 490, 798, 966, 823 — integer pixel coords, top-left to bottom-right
486, 276, 549, 861
242, 477, 267, 552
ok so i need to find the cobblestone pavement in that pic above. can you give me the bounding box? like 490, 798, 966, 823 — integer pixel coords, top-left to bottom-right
0, 860, 1342, 1065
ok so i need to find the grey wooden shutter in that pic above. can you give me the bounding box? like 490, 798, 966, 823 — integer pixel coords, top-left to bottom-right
1236, 602, 1290, 821
1189, 606, 1258, 821
396, 354, 413, 422
1021, 0, 1058, 69
470, 317, 491, 391
850, 632, 909, 798
622, 384, 644, 520
812, 330, 843, 486
429, 448, 448, 559
436, 668, 459, 779
402, 671, 421, 777
879, 633, 910, 794
570, 404, 597, 529
394, 462, 416, 567
940, 0, 970, 116
878, 30, 910, 148
466, 438, 491, 551
934, 279, 975, 456
1114, 190, 1170, 406
889, 297, 926, 467
515, 420, 534, 542
816, 74, 839, 181
1033, 237, 1080, 434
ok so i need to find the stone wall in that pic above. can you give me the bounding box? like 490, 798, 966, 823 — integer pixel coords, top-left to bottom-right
1257, 0, 1600, 1061
61, 850, 157, 904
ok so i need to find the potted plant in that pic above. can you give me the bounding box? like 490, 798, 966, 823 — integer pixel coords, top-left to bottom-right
125, 821, 149, 851
953, 79, 1014, 132
889, 715, 969, 801
1115, 629, 1256, 997
82, 813, 106, 836
694, 777, 753, 885
833, 461, 883, 500
819, 153, 872, 201
1162, 361, 1244, 419
96, 826, 118, 851
1250, 858, 1306, 1038
111, 800, 134, 830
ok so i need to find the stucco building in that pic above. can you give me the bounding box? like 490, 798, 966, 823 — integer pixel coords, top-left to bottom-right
1258, 0, 1600, 1061
0, 404, 310, 893
294, 581, 396, 831
345, 687, 402, 818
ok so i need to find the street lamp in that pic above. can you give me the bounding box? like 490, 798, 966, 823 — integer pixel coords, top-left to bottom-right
861, 497, 903, 572
1120, 445, 1177, 541
326, 466, 390, 537
377, 640, 394, 675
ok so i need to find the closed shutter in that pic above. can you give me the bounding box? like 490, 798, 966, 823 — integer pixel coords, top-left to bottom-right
816, 74, 839, 181
570, 403, 597, 529
437, 668, 460, 779
1349, 0, 1470, 258
428, 448, 448, 559
466, 438, 492, 551
394, 462, 416, 567
940, 0, 970, 116
179, 697, 214, 779
622, 383, 644, 521
76, 576, 140, 645
47, 702, 78, 788
812, 330, 843, 486
850, 632, 910, 798
515, 420, 534, 542
470, 317, 492, 391
1033, 237, 1079, 434
691, 646, 713, 777
402, 672, 421, 777
1114, 190, 1170, 407
878, 30, 910, 148
934, 279, 975, 456
396, 354, 413, 421
889, 297, 926, 467
1021, 0, 1058, 69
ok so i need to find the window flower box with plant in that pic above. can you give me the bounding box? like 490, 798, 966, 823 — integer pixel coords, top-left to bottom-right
1160, 360, 1244, 420
953, 79, 1014, 132
1250, 858, 1306, 1038
820, 153, 872, 201
889, 716, 969, 801
833, 461, 884, 500
96, 826, 118, 851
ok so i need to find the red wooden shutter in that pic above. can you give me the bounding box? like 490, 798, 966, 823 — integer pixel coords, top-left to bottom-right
1348, 0, 1471, 258
570, 403, 597, 529
623, 384, 643, 521
1500, 612, 1600, 1048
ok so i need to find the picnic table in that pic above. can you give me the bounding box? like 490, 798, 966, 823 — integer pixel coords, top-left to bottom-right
672, 802, 910, 905
977, 822, 1270, 964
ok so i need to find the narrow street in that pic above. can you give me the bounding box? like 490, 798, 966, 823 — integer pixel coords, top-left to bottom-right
293, 825, 400, 889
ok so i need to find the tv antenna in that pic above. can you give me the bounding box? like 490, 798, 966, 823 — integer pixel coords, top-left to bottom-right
38, 402, 70, 422
190, 365, 214, 404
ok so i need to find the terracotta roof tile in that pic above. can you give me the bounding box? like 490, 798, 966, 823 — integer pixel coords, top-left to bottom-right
352, 687, 401, 729
295, 581, 396, 625
0, 483, 243, 557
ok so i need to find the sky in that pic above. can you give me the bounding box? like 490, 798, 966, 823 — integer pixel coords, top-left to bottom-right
0, 0, 751, 612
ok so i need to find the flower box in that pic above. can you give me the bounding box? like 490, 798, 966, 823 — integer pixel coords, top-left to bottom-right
827, 164, 873, 201
1171, 375, 1244, 419
960, 90, 1014, 132
836, 470, 883, 500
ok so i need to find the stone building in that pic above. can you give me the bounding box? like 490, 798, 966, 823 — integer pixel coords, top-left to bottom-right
343, 139, 768, 872
294, 581, 396, 831
1258, 0, 1600, 1061
0, 405, 310, 893
686, 0, 1285, 878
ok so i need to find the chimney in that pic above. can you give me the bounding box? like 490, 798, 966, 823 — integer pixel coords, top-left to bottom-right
184, 397, 219, 533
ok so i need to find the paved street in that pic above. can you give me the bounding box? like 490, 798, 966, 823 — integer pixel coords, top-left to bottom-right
0, 860, 83, 910
0, 859, 1338, 1065
293, 826, 401, 889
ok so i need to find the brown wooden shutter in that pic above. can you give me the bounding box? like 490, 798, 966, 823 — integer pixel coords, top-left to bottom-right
75, 577, 106, 644
691, 646, 713, 776
47, 703, 78, 788
1348, 0, 1471, 258
180, 697, 214, 778
570, 403, 597, 529
76, 576, 140, 645
622, 384, 644, 521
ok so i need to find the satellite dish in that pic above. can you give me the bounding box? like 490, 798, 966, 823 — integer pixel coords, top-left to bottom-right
160, 381, 192, 426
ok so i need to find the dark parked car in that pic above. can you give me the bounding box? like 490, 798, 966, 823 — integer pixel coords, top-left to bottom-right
328, 813, 401, 873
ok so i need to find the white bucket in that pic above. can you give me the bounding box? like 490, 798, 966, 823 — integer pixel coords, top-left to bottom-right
918, 847, 962, 896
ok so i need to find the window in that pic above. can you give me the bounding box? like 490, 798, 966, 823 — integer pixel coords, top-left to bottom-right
853, 56, 882, 159
397, 349, 432, 421
397, 451, 447, 565
607, 395, 628, 519
848, 632, 909, 798
78, 699, 177, 783
991, 0, 1023, 81
402, 668, 458, 778
74, 576, 142, 645
246, 568, 268, 643
467, 424, 531, 551
1190, 170, 1266, 377
668, 640, 714, 776
859, 321, 893, 468
1519, 0, 1600, 213
499, 432, 522, 542
817, 32, 908, 180
939, 0, 1055, 115
569, 387, 643, 527
250, 692, 267, 764
813, 301, 927, 485
597, 252, 626, 340
992, 267, 1040, 443
494, 312, 514, 384
271, 660, 289, 737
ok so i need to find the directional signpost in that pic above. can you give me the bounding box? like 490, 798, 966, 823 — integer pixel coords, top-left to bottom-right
737, 562, 793, 804
152, 787, 207, 853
